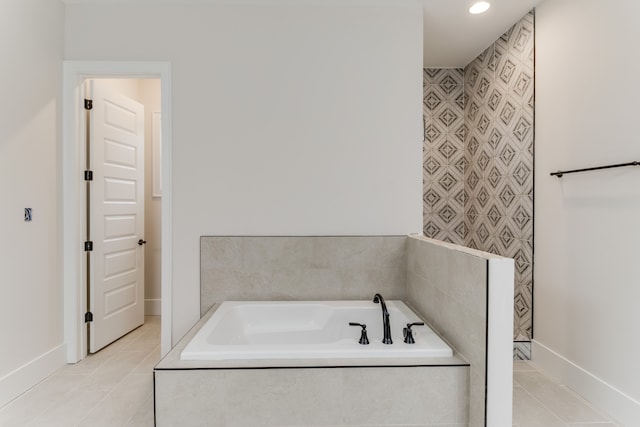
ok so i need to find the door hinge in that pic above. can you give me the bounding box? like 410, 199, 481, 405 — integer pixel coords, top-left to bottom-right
84, 170, 93, 181
84, 99, 93, 110
84, 311, 93, 323
84, 241, 93, 251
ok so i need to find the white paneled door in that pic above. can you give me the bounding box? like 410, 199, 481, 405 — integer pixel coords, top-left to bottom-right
87, 80, 145, 353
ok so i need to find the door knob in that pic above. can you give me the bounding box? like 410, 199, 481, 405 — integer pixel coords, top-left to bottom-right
137, 239, 147, 246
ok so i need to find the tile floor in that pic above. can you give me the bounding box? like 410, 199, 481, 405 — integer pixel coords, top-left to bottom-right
0, 316, 160, 427
0, 318, 621, 427
513, 361, 620, 427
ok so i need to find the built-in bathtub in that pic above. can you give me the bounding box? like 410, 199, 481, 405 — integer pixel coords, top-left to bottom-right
180, 300, 452, 360
154, 235, 514, 427
155, 299, 470, 426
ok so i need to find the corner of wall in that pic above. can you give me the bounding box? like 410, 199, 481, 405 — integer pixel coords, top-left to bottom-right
0, 344, 66, 408
532, 340, 640, 427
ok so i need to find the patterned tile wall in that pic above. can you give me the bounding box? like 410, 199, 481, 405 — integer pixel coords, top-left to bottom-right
423, 69, 467, 245
423, 11, 534, 347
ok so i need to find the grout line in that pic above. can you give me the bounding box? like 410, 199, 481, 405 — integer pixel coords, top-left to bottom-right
121, 390, 154, 427
566, 424, 621, 426
515, 386, 570, 427
1, 319, 161, 427
518, 370, 618, 425
72, 321, 160, 427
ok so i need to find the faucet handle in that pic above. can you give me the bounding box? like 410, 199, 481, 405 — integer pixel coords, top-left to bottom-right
349, 322, 370, 345
403, 322, 425, 344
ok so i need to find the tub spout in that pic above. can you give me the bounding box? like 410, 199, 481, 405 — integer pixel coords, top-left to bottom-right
373, 293, 392, 344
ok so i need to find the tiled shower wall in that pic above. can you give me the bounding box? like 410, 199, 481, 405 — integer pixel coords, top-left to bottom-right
423, 68, 467, 246
423, 11, 534, 354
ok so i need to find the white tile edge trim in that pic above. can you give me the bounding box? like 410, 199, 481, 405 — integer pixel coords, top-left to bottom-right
532, 339, 640, 427
0, 344, 65, 408
145, 299, 162, 316
487, 257, 515, 427
408, 233, 511, 260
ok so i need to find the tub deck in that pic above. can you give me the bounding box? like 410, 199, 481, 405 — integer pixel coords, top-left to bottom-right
179, 300, 454, 361
156, 303, 468, 370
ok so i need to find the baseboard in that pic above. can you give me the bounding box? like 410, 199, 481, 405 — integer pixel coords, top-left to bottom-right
0, 344, 66, 408
532, 339, 640, 427
145, 299, 161, 316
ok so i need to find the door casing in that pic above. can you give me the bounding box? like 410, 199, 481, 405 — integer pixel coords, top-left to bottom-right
62, 61, 172, 362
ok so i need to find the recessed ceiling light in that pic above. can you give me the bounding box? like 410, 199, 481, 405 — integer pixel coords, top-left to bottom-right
469, 1, 491, 14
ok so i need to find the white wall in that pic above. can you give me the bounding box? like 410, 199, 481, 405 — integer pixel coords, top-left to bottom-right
0, 0, 65, 406
64, 1, 424, 344
535, 0, 640, 425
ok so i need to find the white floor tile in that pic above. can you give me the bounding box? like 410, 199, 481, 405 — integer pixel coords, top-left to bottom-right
0, 317, 622, 427
512, 387, 567, 427
567, 423, 620, 427
25, 389, 109, 427
76, 374, 152, 427
514, 371, 609, 424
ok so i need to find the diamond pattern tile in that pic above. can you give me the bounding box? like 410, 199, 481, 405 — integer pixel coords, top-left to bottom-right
513, 70, 533, 98
498, 144, 517, 167
512, 161, 533, 187
488, 44, 502, 73
424, 122, 445, 143
512, 115, 533, 144
487, 204, 502, 227
467, 135, 480, 156
487, 166, 502, 189
424, 89, 443, 110
439, 75, 457, 93
499, 100, 517, 127
477, 150, 491, 173
438, 204, 457, 224
513, 342, 531, 360
466, 169, 480, 192
465, 65, 480, 89
488, 127, 504, 151
454, 189, 468, 207
423, 220, 442, 239
477, 186, 491, 208
453, 123, 467, 143
453, 221, 468, 241
452, 156, 466, 175
423, 155, 442, 175
423, 188, 442, 208
437, 139, 459, 159
423, 10, 534, 349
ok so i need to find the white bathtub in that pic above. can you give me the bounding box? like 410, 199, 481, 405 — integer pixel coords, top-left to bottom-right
180, 300, 453, 360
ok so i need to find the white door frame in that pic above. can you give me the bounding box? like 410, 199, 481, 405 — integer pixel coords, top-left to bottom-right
62, 61, 172, 362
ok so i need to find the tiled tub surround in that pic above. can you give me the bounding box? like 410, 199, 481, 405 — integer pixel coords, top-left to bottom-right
408, 236, 514, 427
155, 304, 470, 427
423, 11, 535, 348
154, 235, 514, 426
200, 236, 407, 315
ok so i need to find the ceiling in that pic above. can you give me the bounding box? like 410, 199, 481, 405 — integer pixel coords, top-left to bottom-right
422, 0, 543, 67
61, 0, 544, 68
